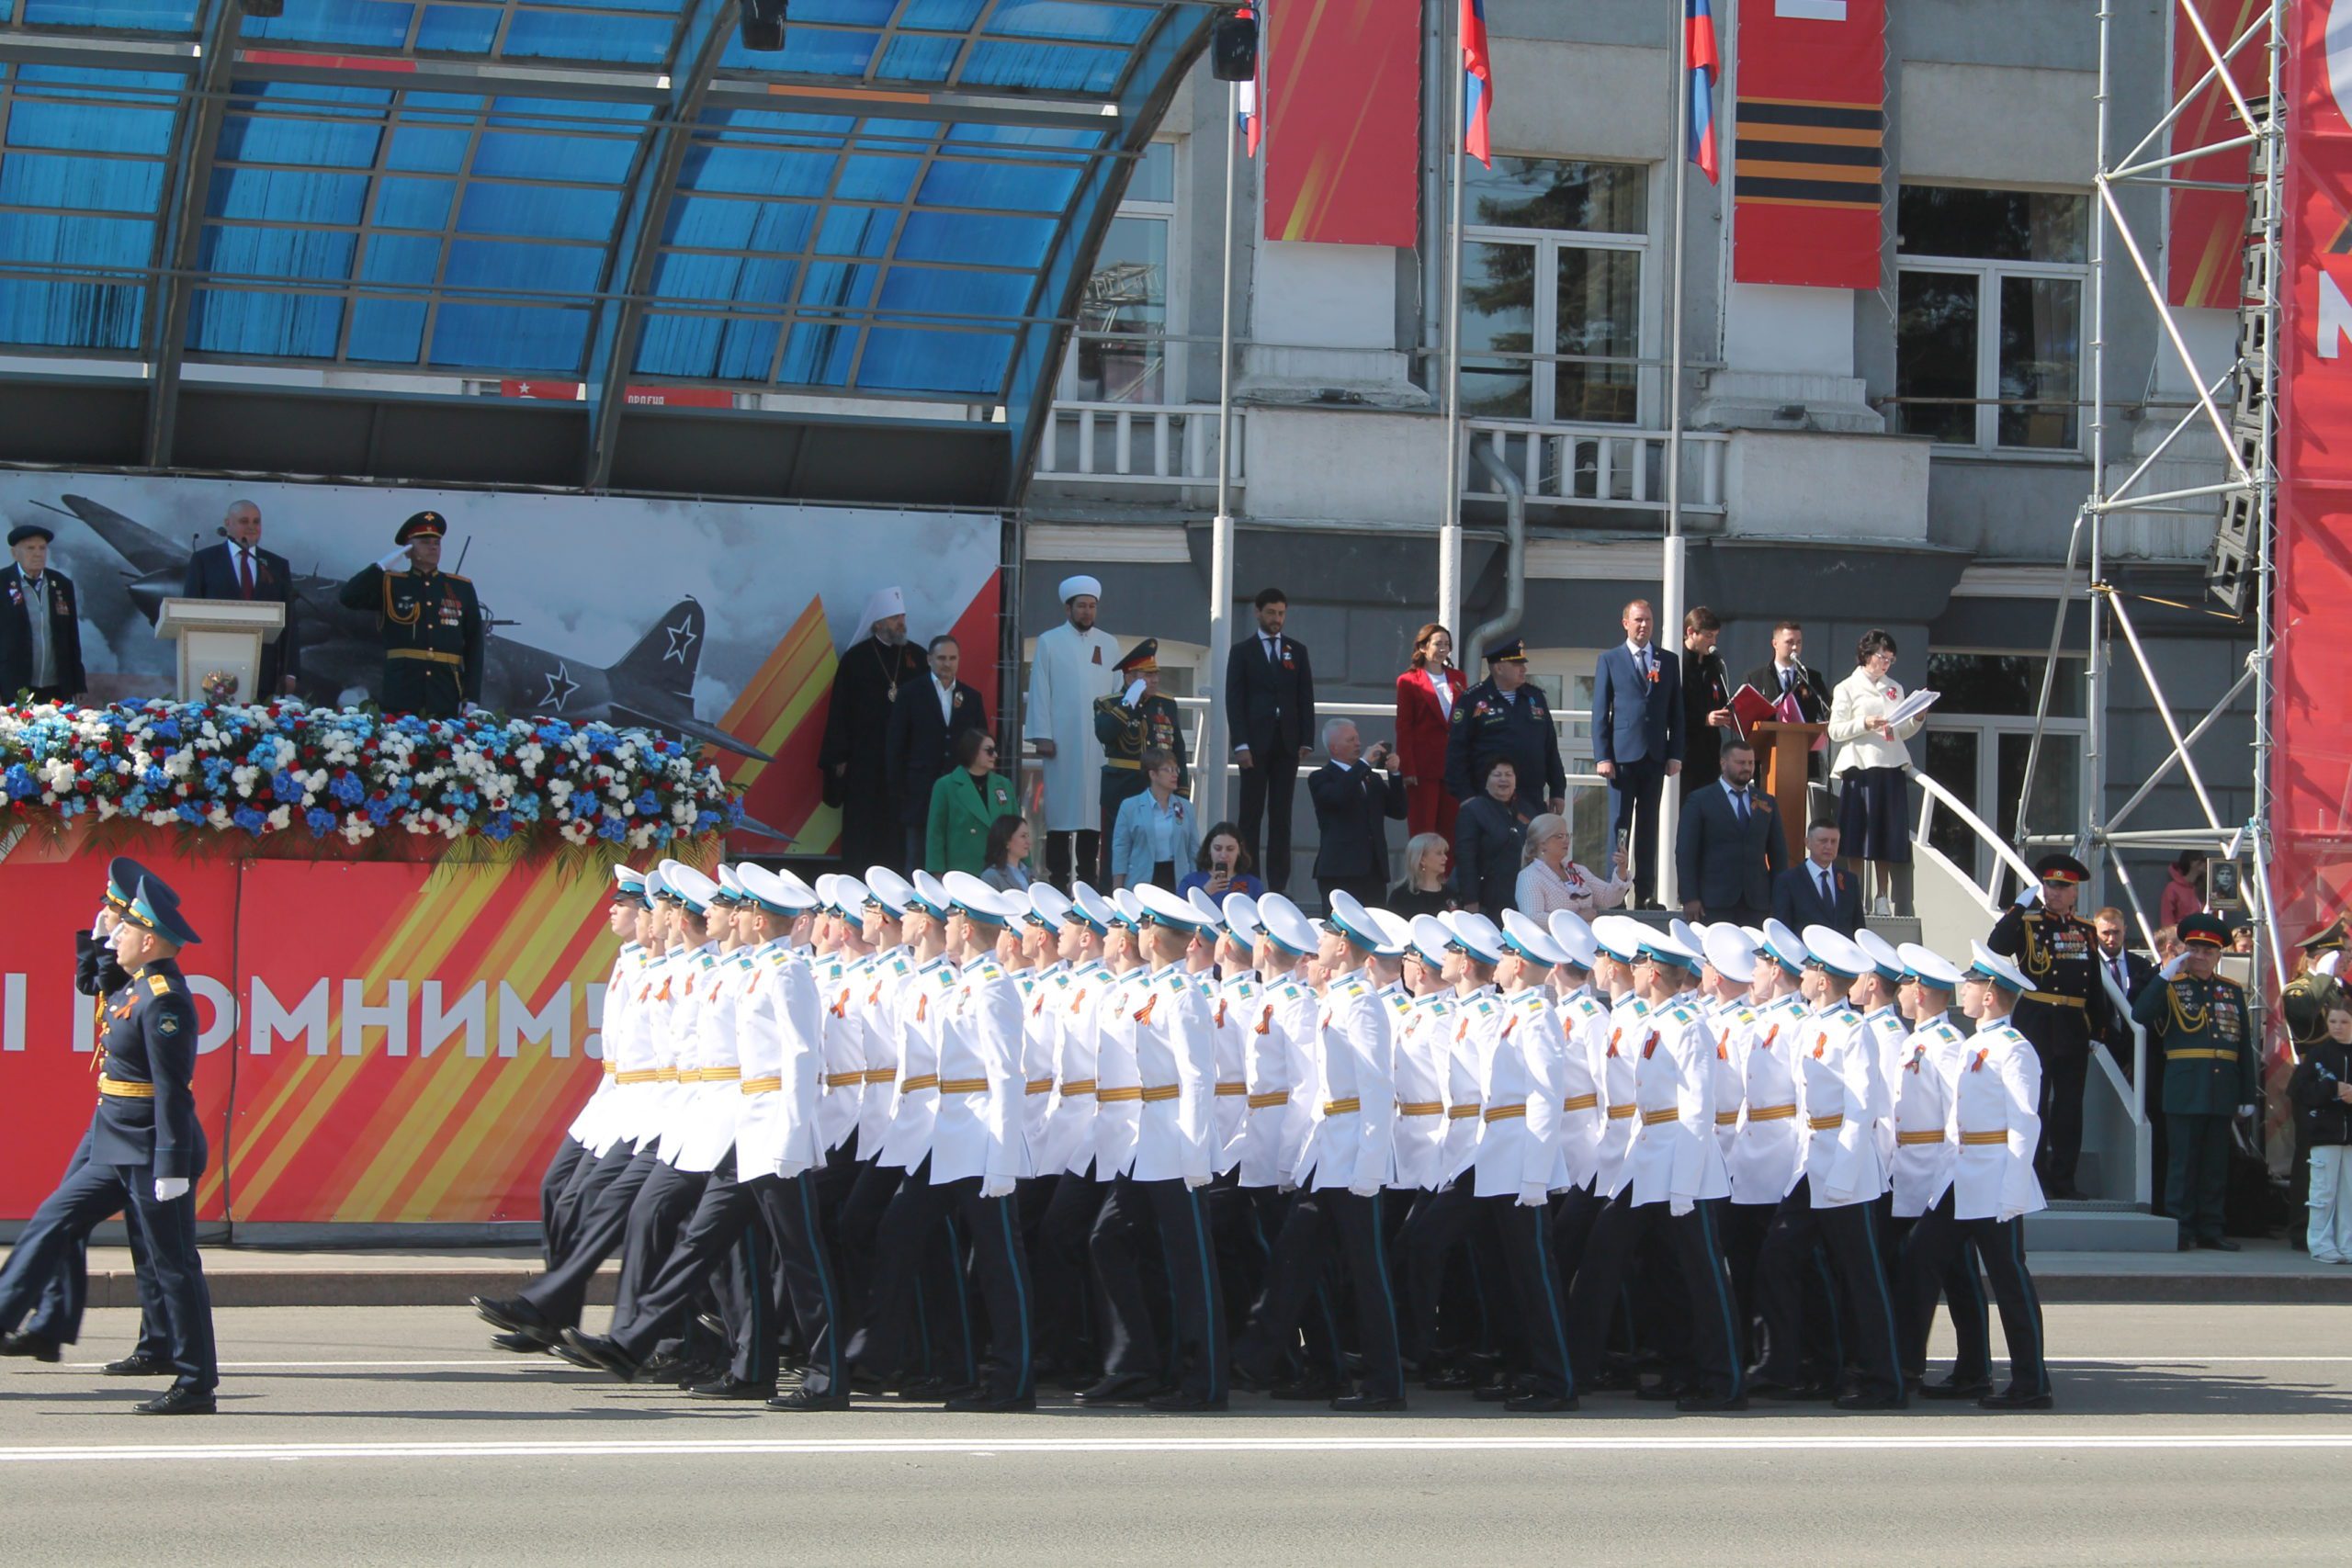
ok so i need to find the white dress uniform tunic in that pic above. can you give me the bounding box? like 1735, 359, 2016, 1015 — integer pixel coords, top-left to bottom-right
1856, 1002, 1907, 1170
1238, 972, 1309, 1188
1619, 1001, 1730, 1209
1888, 1012, 1967, 1218
571, 943, 643, 1155
1210, 969, 1259, 1174
1425, 992, 1476, 1186
1298, 969, 1396, 1193
1706, 997, 1756, 1168
812, 950, 869, 1156
1046, 961, 1110, 1176
1550, 985, 1606, 1193
854, 948, 912, 1157
877, 956, 957, 1173
1267, 972, 1322, 1186
1018, 964, 1066, 1160
1092, 964, 1147, 1179
1590, 994, 1649, 1196
737, 942, 824, 1180
654, 945, 719, 1166
932, 953, 1029, 1186
1728, 993, 1806, 1205
1474, 987, 1566, 1204
597, 950, 674, 1156
673, 944, 752, 1175
1131, 964, 1218, 1187
1390, 985, 1449, 1192
1796, 1003, 1886, 1208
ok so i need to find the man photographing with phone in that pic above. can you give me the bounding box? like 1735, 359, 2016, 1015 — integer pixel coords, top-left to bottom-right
1307, 718, 1406, 913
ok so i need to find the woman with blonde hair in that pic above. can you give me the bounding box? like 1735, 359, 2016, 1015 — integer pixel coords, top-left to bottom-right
1386, 831, 1455, 917
1512, 811, 1630, 919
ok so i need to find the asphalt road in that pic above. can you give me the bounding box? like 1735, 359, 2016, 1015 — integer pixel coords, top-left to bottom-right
2, 1303, 2348, 1567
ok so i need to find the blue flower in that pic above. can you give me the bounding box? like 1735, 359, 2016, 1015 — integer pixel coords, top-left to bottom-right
175, 803, 203, 825
330, 773, 365, 807
3, 764, 34, 800
634, 789, 658, 815
232, 805, 266, 834
271, 769, 303, 802
484, 810, 514, 841
304, 807, 336, 836
597, 815, 628, 842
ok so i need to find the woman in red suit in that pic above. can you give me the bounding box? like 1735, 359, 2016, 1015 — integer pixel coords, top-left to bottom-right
1394, 622, 1469, 845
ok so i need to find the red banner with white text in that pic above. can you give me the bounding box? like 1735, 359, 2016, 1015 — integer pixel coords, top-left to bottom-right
1731, 0, 1886, 289
2270, 0, 2352, 935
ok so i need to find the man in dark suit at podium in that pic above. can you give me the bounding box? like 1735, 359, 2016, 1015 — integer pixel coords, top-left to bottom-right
1740, 619, 1831, 723
1226, 586, 1317, 894
1771, 821, 1863, 937
1676, 738, 1786, 925
180, 499, 300, 696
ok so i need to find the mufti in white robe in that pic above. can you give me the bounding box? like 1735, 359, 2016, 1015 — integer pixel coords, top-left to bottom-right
1026, 618, 1122, 831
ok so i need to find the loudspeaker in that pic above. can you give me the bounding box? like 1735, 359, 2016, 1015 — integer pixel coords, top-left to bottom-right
741, 0, 787, 52
1211, 10, 1258, 82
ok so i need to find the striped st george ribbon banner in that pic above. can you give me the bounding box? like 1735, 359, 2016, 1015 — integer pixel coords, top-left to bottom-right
1731, 0, 1887, 290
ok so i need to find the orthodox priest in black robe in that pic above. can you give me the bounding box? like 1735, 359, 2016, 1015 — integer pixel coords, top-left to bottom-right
819, 585, 929, 873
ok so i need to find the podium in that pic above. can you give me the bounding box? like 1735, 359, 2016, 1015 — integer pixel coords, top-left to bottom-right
155, 598, 284, 704
1750, 720, 1826, 863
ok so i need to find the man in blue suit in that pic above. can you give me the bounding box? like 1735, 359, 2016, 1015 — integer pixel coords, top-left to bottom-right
180, 498, 300, 695
1591, 598, 1683, 907
1770, 820, 1864, 938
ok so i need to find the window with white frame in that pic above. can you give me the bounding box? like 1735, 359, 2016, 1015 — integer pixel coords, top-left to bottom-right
1460, 158, 1648, 426
1058, 139, 1180, 404
1894, 186, 2090, 453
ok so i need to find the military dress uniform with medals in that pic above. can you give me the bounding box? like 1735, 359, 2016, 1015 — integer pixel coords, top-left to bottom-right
1092, 638, 1190, 834
336, 511, 484, 718
1986, 855, 2112, 1198
0, 876, 218, 1413
1441, 640, 1566, 817
2132, 915, 2259, 1249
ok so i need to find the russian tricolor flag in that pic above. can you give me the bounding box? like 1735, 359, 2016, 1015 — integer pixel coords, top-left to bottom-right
1686, 0, 1722, 184
1236, 4, 1262, 157
1461, 0, 1492, 167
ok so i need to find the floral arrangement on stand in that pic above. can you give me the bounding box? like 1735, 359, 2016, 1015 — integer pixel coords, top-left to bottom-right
0, 699, 744, 856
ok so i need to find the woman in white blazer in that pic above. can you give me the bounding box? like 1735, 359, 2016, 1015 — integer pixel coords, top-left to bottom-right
1828, 628, 1924, 913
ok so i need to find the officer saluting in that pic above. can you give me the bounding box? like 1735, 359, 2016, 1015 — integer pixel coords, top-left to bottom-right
1093, 638, 1188, 838
2132, 913, 2258, 1251
338, 510, 484, 718
1986, 853, 2111, 1199
0, 874, 218, 1414
1442, 638, 1565, 817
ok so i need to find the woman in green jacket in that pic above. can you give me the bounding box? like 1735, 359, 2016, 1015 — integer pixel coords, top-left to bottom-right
926, 727, 1019, 875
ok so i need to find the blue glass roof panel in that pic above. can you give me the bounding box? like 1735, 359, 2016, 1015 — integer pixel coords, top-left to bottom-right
21, 0, 198, 30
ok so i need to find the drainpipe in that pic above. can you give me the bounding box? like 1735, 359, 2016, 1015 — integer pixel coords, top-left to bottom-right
1464, 442, 1525, 660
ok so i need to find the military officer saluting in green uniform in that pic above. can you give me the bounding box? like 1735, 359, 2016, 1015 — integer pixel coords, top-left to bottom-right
2132, 914, 2258, 1251
1987, 853, 2113, 1199
2281, 915, 2348, 1050
1093, 638, 1188, 852
338, 510, 484, 718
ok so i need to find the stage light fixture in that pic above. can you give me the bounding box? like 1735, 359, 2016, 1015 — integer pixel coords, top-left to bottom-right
1211, 9, 1258, 82
741, 0, 788, 51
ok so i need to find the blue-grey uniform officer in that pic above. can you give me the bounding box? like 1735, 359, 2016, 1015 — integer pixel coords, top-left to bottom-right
0, 858, 170, 1372
0, 875, 219, 1413
1442, 638, 1566, 817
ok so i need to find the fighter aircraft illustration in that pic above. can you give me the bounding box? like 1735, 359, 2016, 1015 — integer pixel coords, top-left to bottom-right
46, 494, 772, 763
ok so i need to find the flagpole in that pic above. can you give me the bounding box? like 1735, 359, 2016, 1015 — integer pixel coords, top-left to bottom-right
1205, 74, 1240, 827
1660, 0, 1692, 911
1439, 0, 1466, 649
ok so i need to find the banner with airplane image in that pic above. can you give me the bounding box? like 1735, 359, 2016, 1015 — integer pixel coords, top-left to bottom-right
0, 474, 1002, 855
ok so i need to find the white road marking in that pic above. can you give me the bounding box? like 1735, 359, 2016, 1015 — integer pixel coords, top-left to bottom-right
64, 1360, 526, 1371
51, 1354, 2352, 1373
5, 1433, 2352, 1465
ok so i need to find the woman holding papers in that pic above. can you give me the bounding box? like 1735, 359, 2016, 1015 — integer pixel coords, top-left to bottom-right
1828, 628, 1930, 913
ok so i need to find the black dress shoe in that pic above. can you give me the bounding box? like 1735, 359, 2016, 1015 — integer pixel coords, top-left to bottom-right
689, 1376, 776, 1401
1917, 1378, 1995, 1402
1978, 1387, 2055, 1411
767, 1387, 851, 1412
490, 1329, 553, 1354
1148, 1391, 1227, 1413
1270, 1375, 1343, 1402
0, 1332, 61, 1362
472, 1294, 559, 1339
559, 1329, 641, 1382
944, 1389, 1036, 1413
1074, 1371, 1158, 1405
1227, 1362, 1273, 1394
1421, 1366, 1477, 1392
2197, 1236, 2243, 1252
133, 1385, 217, 1416
102, 1353, 173, 1378
1833, 1391, 1907, 1412
1745, 1377, 1826, 1402
1676, 1393, 1748, 1413
1503, 1392, 1577, 1413
1329, 1392, 1407, 1413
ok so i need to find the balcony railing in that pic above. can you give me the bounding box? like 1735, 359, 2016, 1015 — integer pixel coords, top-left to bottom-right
1462, 420, 1728, 514
1033, 401, 1241, 487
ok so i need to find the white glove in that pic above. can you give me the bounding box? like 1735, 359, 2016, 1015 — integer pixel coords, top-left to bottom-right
1123, 678, 1147, 708
92, 911, 107, 938
1349, 1179, 1381, 1200
376, 547, 410, 571
2014, 882, 2041, 908
153, 1177, 190, 1203
978, 1174, 1015, 1200
1997, 1207, 2024, 1225
1184, 1172, 1212, 1190
2238, 1103, 2257, 1119
1669, 1195, 1694, 1218
1518, 1182, 1548, 1209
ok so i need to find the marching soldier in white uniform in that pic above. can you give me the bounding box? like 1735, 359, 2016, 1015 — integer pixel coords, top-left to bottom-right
1898, 942, 2052, 1410
1396, 914, 1491, 1389
1478, 913, 1579, 1410
1883, 942, 1993, 1400
1719, 920, 1807, 1357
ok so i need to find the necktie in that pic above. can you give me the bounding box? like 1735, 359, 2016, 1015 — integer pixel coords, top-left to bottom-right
237, 547, 254, 599
1265, 635, 1278, 664
1636, 647, 1648, 679
1817, 867, 1834, 905
1733, 788, 1749, 825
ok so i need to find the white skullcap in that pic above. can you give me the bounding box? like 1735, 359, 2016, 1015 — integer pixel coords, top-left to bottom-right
1058, 575, 1102, 603
858, 585, 906, 632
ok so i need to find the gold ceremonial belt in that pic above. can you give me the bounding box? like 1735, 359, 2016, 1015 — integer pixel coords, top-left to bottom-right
615, 1070, 659, 1084
1640, 1108, 1679, 1128
1448, 1104, 1481, 1121
2167, 1047, 2236, 1061
1138, 1083, 1181, 1103
862, 1067, 896, 1084
1808, 1113, 1845, 1131
1482, 1104, 1527, 1123
741, 1077, 783, 1096
1562, 1093, 1599, 1113
389, 648, 465, 666
601, 1061, 619, 1077
823, 1071, 865, 1089
1214, 1081, 1249, 1098
1060, 1078, 1099, 1099
1247, 1089, 1290, 1110
653, 1066, 680, 1082
1605, 1103, 1636, 1121
1322, 1097, 1363, 1116
940, 1077, 989, 1095
1896, 1130, 1949, 1146
2025, 991, 2086, 1009
1096, 1085, 1144, 1103
899, 1073, 939, 1093
1105, 758, 1142, 771
1398, 1100, 1444, 1118
1025, 1077, 1055, 1095
1746, 1103, 1797, 1122
1714, 1111, 1740, 1126
698, 1066, 742, 1083
98, 1076, 155, 1100
1960, 1130, 2009, 1146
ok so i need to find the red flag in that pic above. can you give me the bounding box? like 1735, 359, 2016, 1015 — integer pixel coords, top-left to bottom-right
1460, 0, 1492, 167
